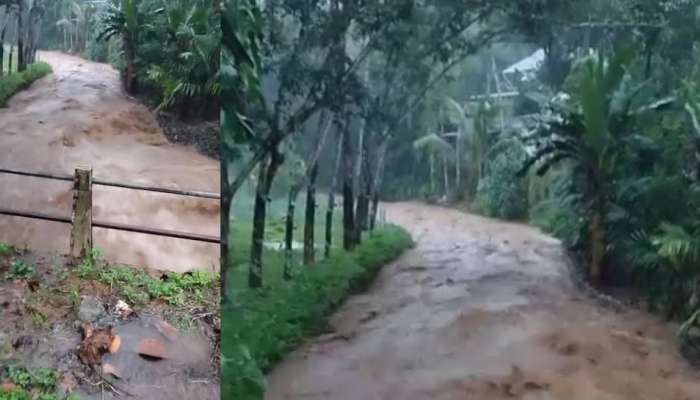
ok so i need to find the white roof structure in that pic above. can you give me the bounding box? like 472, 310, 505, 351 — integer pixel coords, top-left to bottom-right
503, 49, 545, 80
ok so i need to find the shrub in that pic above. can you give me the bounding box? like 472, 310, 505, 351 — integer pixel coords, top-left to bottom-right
474, 141, 529, 220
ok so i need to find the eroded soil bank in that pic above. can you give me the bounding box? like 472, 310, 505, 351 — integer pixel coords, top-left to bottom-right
0, 51, 219, 272
266, 202, 700, 400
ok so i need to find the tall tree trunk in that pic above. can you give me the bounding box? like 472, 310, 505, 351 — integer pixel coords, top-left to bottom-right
125, 39, 136, 93
589, 210, 605, 283
443, 159, 450, 198
16, 1, 24, 72
283, 112, 332, 272
325, 134, 343, 258
249, 151, 283, 288
283, 188, 296, 279
341, 118, 357, 250
429, 153, 436, 195
8, 43, 13, 73
0, 18, 7, 77
369, 138, 388, 231
220, 160, 232, 303
303, 164, 318, 265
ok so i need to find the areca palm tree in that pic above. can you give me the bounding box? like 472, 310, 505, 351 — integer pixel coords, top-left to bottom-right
413, 132, 456, 197
146, 2, 219, 113
98, 0, 139, 92
446, 97, 496, 198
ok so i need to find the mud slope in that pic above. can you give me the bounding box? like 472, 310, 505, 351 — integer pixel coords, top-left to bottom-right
0, 52, 219, 272
266, 202, 700, 400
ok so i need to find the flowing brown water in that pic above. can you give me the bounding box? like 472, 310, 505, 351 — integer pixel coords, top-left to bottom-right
266, 202, 700, 400
0, 52, 219, 272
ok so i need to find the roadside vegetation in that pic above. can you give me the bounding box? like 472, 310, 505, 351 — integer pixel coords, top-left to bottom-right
0, 60, 50, 106
0, 1, 52, 105
221, 222, 412, 399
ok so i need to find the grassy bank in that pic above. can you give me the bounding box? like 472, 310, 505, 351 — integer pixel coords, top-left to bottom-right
220, 225, 413, 399
0, 62, 52, 106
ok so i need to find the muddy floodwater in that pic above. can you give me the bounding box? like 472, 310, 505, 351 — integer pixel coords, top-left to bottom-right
0, 52, 219, 272
266, 202, 700, 400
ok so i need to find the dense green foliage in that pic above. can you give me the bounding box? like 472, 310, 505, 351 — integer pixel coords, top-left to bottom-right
0, 61, 50, 106
96, 0, 219, 117
0, 366, 79, 400
220, 226, 413, 400
474, 140, 529, 220
35, 0, 219, 119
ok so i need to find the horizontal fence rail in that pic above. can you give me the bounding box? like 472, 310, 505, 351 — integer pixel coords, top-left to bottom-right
0, 207, 219, 244
0, 167, 220, 199
0, 167, 221, 258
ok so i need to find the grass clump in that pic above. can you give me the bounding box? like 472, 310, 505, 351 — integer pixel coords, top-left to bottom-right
0, 244, 14, 257
72, 248, 217, 307
0, 366, 79, 400
5, 260, 35, 280
220, 225, 413, 399
86, 264, 216, 307
0, 62, 52, 107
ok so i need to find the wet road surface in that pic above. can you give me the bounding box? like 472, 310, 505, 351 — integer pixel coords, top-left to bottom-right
266, 202, 700, 400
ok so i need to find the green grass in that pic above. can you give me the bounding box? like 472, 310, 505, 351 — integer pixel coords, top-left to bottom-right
220, 225, 413, 400
227, 189, 344, 291
0, 243, 15, 257
0, 62, 52, 107
74, 250, 218, 308
5, 260, 35, 280
0, 366, 80, 400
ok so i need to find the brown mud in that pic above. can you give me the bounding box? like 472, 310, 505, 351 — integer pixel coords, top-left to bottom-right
266, 202, 700, 400
0, 248, 219, 399
0, 51, 219, 272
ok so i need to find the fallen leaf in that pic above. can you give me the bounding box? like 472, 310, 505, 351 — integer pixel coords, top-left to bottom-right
78, 326, 114, 365
81, 322, 94, 340
136, 338, 168, 360
102, 363, 122, 379
108, 335, 121, 353
0, 382, 16, 392
155, 320, 178, 341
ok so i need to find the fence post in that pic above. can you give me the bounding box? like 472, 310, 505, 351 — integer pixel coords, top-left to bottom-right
70, 167, 93, 259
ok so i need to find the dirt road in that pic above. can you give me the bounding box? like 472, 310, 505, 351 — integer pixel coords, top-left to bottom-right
266, 203, 700, 400
0, 52, 219, 272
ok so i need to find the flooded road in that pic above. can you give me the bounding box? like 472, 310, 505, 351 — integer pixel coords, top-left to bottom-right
266, 202, 700, 399
0, 52, 219, 272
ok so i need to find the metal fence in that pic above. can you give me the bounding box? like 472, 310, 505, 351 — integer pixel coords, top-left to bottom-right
0, 167, 220, 258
